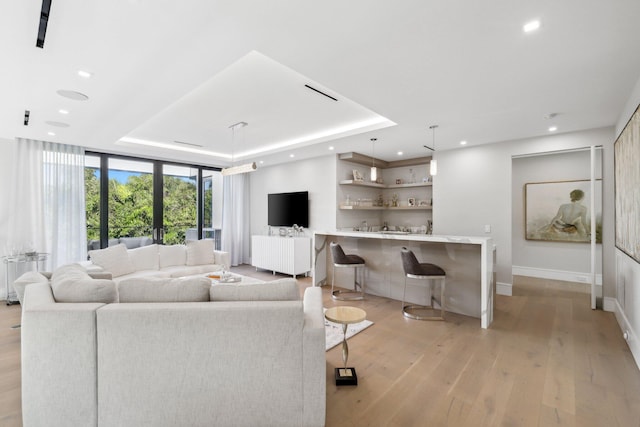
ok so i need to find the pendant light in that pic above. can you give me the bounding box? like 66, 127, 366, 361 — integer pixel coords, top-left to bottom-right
370, 138, 377, 182
222, 121, 257, 176
428, 125, 438, 176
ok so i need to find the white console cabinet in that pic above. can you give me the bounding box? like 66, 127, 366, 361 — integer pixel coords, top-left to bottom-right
251, 235, 311, 277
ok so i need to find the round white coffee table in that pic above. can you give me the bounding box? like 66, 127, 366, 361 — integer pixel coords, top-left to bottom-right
324, 306, 366, 386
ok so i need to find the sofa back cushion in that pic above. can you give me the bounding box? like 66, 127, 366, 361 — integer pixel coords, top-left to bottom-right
210, 278, 300, 301
158, 244, 187, 268
128, 244, 159, 271
186, 239, 215, 266
118, 276, 211, 302
88, 244, 135, 278
51, 264, 118, 303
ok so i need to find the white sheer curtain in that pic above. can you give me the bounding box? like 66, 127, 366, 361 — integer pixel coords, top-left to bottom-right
221, 173, 250, 266
8, 138, 87, 269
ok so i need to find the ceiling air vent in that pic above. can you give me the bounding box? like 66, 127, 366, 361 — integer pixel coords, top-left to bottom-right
173, 140, 203, 148
304, 84, 338, 102
36, 0, 53, 48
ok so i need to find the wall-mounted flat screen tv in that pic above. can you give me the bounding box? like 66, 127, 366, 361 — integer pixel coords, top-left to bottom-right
268, 191, 309, 228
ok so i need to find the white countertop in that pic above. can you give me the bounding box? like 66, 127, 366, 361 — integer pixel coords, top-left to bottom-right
314, 230, 492, 245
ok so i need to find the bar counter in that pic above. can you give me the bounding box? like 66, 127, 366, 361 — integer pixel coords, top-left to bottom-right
313, 231, 495, 328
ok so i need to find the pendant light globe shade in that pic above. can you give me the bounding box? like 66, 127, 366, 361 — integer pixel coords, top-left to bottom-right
370, 166, 377, 182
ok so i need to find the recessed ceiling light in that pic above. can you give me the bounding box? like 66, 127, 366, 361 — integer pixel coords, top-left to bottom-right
328, 146, 334, 150
548, 126, 558, 132
289, 154, 295, 158
460, 140, 467, 145
77, 70, 93, 78
523, 20, 540, 33
57, 90, 89, 101
259, 160, 264, 164
58, 109, 69, 115
397, 151, 403, 156
47, 131, 56, 136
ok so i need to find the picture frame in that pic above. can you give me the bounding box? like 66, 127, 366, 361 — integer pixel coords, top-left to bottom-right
352, 169, 364, 182
615, 103, 640, 263
408, 197, 416, 207
525, 179, 602, 243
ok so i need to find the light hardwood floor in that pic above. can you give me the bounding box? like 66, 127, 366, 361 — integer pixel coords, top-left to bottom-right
1, 270, 639, 426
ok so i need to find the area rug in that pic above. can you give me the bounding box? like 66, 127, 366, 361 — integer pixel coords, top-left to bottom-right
324, 310, 374, 351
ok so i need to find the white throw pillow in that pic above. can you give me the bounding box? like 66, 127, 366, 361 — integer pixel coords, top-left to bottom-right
88, 244, 135, 278
51, 264, 118, 303
158, 244, 187, 268
117, 276, 211, 302
128, 244, 159, 271
186, 240, 214, 266
210, 278, 300, 301
13, 271, 49, 305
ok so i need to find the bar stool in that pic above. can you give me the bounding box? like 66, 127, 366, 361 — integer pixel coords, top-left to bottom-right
330, 242, 366, 300
400, 247, 446, 320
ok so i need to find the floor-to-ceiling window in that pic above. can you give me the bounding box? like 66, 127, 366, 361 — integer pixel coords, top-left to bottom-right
85, 153, 221, 250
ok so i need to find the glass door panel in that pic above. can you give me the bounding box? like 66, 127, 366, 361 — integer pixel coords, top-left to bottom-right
107, 158, 154, 246
202, 169, 223, 249
85, 155, 102, 251
163, 165, 197, 245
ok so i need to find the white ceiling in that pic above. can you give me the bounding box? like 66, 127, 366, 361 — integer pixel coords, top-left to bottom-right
2, 0, 640, 168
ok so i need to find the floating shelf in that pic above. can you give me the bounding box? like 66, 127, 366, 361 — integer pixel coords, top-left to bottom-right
340, 205, 432, 211
340, 180, 432, 189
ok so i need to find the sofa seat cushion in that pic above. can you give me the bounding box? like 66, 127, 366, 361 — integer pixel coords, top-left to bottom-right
111, 270, 172, 285
117, 276, 212, 302
161, 264, 223, 278
186, 239, 215, 265
210, 278, 300, 301
88, 244, 135, 278
51, 264, 118, 303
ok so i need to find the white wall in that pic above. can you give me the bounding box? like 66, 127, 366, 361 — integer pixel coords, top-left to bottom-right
434, 127, 614, 293
613, 75, 640, 368
249, 154, 337, 239
512, 150, 603, 284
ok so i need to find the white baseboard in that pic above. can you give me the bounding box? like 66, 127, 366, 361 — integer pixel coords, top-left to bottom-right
603, 296, 617, 312
496, 282, 512, 296
512, 265, 602, 285
613, 298, 640, 371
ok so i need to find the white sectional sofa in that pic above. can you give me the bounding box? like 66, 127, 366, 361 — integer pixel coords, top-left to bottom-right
85, 240, 231, 284
12, 240, 231, 306
19, 268, 326, 427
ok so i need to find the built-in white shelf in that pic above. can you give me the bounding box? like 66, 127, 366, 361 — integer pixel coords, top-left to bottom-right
339, 205, 432, 211
339, 179, 432, 189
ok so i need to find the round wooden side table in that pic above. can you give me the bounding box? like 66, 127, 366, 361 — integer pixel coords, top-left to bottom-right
325, 306, 366, 386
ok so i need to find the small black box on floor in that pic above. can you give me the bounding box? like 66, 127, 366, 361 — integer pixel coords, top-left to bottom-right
335, 367, 358, 386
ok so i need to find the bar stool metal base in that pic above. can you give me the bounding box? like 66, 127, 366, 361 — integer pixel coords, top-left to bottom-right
402, 300, 444, 321
331, 289, 364, 301
331, 263, 366, 301
402, 275, 446, 321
